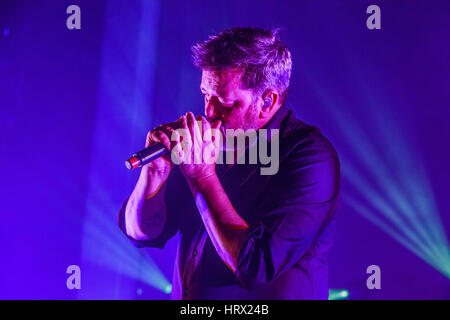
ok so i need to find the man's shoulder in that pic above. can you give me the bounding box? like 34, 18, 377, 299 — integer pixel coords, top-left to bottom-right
279, 109, 317, 140
279, 109, 338, 159
278, 109, 341, 202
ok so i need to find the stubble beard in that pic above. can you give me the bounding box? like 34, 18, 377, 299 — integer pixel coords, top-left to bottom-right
220, 101, 260, 152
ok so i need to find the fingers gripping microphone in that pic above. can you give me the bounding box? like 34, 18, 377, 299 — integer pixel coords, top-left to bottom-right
125, 116, 212, 170
125, 118, 184, 170
125, 143, 168, 170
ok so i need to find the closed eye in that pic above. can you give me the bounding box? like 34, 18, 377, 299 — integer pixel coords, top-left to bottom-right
203, 93, 234, 109
218, 98, 234, 108
221, 103, 234, 109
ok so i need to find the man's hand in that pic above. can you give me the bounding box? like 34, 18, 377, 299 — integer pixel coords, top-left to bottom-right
173, 112, 222, 181
143, 118, 182, 197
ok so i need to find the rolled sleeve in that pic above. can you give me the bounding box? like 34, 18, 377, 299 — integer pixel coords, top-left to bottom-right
117, 178, 180, 249
235, 134, 340, 289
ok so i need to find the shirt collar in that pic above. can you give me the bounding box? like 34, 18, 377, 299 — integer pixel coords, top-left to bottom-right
260, 103, 290, 141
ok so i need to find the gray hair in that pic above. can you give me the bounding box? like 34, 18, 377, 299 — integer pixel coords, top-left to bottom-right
191, 27, 292, 102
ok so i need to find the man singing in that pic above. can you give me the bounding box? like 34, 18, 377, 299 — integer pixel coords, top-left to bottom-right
117, 27, 340, 299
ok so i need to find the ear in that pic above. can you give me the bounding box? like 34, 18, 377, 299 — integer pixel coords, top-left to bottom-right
259, 90, 279, 120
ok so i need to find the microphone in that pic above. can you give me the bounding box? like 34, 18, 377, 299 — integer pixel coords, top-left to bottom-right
125, 143, 168, 170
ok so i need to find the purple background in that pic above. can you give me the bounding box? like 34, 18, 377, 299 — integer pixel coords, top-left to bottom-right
0, 0, 449, 299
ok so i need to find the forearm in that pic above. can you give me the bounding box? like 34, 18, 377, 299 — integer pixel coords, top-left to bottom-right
187, 173, 249, 271
124, 167, 168, 240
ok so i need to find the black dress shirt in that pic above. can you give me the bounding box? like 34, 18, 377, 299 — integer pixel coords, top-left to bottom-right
118, 105, 341, 299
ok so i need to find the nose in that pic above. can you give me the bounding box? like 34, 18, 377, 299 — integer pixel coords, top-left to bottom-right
204, 96, 219, 120
205, 100, 214, 119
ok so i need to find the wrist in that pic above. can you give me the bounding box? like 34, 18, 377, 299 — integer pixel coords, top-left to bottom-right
139, 166, 168, 198
186, 171, 218, 192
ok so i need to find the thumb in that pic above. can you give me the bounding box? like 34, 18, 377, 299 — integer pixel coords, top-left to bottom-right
211, 120, 222, 150
212, 119, 222, 130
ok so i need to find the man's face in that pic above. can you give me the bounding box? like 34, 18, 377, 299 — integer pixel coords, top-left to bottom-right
200, 69, 261, 133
